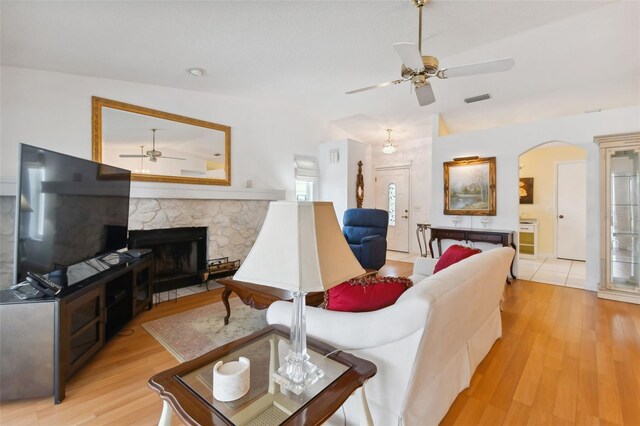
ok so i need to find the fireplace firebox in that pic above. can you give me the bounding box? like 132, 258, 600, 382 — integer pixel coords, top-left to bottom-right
128, 227, 207, 292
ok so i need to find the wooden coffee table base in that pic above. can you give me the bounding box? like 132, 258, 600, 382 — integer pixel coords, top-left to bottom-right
218, 278, 324, 325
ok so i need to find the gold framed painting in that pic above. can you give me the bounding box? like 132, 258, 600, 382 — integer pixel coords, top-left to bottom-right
519, 177, 534, 204
444, 156, 496, 216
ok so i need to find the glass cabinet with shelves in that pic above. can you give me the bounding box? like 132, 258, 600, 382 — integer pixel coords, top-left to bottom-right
597, 132, 640, 304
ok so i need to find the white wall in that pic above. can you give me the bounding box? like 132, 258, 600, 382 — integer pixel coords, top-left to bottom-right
0, 66, 327, 199
372, 137, 432, 254
346, 140, 373, 210
318, 139, 372, 225
431, 106, 640, 291
319, 139, 348, 221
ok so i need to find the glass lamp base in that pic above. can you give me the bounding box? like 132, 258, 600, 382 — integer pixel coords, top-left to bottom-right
273, 350, 324, 395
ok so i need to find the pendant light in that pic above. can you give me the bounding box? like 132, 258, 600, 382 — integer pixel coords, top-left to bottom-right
382, 129, 398, 154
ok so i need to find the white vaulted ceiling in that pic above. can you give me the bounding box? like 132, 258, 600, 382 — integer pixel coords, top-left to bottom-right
2, 1, 638, 142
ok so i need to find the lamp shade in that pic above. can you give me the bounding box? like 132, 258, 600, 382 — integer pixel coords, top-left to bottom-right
233, 201, 366, 292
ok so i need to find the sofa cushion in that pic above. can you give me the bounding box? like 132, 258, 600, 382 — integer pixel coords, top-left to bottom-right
433, 245, 482, 274
323, 276, 413, 312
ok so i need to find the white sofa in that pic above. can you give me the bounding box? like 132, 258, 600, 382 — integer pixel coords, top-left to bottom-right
266, 246, 515, 426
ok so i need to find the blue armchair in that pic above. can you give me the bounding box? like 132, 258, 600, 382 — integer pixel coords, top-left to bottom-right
343, 208, 389, 270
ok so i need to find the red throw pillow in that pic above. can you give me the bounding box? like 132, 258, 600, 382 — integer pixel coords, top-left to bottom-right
323, 276, 413, 312
433, 244, 482, 274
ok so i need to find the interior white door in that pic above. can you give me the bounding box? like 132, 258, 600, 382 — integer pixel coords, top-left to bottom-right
375, 167, 410, 252
557, 161, 587, 260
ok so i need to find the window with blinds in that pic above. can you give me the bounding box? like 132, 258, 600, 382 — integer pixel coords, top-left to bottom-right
294, 156, 318, 201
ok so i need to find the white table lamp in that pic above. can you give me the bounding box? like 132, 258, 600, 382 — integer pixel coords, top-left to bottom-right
234, 201, 365, 394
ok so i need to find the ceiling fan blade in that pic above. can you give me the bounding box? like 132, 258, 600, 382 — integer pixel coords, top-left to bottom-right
119, 154, 146, 158
439, 58, 515, 79
160, 156, 186, 160
415, 83, 435, 106
393, 42, 424, 71
345, 79, 405, 95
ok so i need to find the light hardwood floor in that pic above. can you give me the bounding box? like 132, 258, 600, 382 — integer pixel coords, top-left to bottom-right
1, 261, 640, 425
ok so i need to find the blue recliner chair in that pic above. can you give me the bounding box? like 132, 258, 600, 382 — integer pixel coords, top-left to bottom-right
343, 208, 389, 270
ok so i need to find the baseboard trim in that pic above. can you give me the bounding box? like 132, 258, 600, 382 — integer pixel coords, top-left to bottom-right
597, 290, 640, 305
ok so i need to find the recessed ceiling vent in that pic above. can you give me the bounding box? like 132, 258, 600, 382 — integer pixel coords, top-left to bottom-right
464, 93, 491, 104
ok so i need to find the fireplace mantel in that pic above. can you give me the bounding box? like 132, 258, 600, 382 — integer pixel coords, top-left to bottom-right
129, 181, 285, 200
0, 176, 285, 201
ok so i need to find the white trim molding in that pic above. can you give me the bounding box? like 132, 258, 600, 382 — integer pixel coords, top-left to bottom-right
374, 162, 412, 171
0, 176, 285, 201
130, 181, 285, 200
0, 177, 17, 196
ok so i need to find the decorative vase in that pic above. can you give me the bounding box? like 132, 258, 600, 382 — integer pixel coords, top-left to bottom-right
213, 357, 250, 401
480, 217, 490, 229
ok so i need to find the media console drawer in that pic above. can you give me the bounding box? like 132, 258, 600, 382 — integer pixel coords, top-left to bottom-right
466, 232, 504, 244
432, 230, 466, 240
438, 231, 465, 240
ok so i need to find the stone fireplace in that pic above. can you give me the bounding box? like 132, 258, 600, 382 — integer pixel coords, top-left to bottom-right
0, 195, 272, 290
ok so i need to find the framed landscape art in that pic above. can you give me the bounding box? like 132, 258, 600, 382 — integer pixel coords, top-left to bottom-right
444, 156, 496, 216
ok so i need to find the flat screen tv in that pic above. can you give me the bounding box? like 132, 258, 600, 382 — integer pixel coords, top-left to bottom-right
15, 144, 131, 282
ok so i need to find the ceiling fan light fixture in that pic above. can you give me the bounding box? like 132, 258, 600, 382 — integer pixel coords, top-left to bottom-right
345, 0, 514, 107
187, 68, 206, 77
382, 129, 398, 154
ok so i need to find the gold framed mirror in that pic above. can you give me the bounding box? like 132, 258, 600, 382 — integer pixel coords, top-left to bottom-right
92, 97, 231, 186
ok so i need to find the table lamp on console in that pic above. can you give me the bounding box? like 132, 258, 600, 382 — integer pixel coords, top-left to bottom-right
234, 201, 365, 395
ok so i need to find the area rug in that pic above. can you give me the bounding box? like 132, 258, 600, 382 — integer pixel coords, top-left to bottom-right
141, 298, 268, 362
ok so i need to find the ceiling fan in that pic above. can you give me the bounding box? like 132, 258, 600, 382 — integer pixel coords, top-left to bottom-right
119, 128, 185, 162
345, 0, 515, 106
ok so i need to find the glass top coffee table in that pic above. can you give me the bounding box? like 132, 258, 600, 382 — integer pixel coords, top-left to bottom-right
149, 325, 377, 426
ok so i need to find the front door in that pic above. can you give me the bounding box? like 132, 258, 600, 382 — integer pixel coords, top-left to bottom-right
557, 161, 587, 260
375, 167, 410, 252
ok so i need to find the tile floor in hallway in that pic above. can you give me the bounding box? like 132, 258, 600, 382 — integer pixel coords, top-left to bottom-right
517, 256, 585, 288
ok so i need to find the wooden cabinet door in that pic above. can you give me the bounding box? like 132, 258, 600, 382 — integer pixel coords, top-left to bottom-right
60, 287, 105, 379
132, 261, 153, 316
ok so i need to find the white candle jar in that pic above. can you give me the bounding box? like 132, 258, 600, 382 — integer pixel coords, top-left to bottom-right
213, 357, 250, 401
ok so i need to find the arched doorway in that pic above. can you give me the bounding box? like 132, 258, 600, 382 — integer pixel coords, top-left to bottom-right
517, 141, 587, 288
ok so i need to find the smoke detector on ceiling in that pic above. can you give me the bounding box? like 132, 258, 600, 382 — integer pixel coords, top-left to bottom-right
464, 93, 492, 104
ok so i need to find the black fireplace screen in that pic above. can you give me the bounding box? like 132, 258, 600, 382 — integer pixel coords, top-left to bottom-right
128, 227, 207, 292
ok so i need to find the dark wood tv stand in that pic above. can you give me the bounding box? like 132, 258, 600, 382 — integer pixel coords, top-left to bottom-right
0, 255, 153, 404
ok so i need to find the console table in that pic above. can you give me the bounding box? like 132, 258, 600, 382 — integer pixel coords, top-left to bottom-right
429, 227, 516, 279
416, 223, 431, 257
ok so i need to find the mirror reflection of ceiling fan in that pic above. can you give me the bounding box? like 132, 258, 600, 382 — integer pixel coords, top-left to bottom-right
119, 128, 186, 162
346, 0, 515, 106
